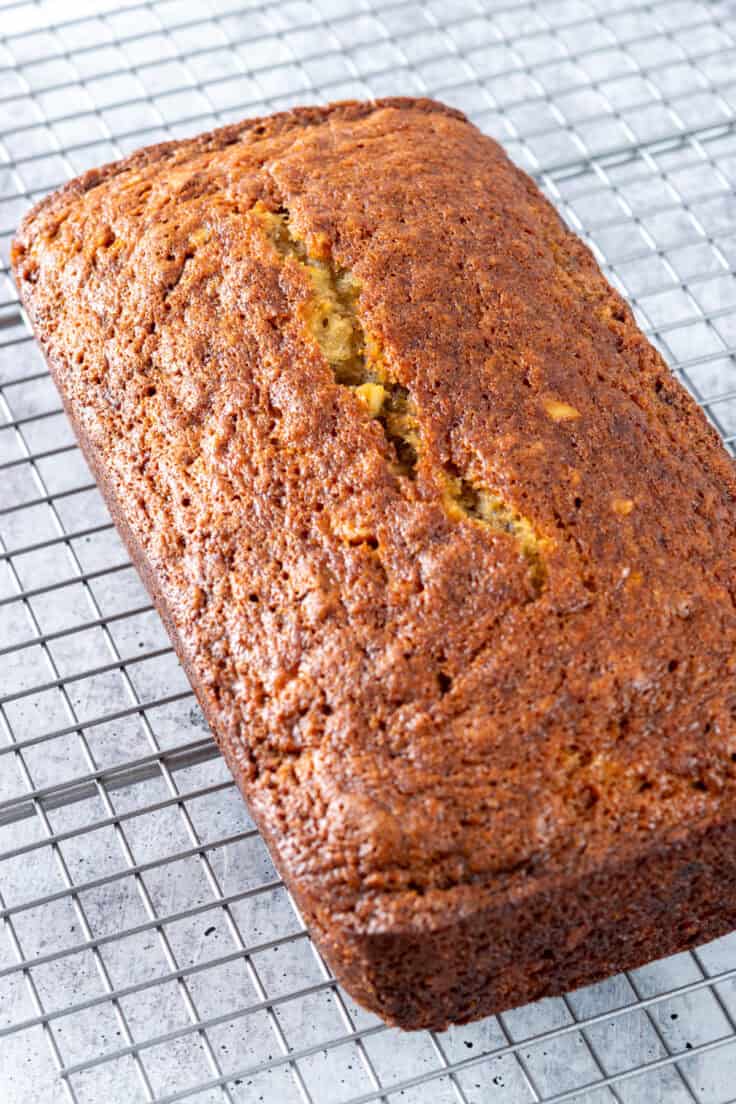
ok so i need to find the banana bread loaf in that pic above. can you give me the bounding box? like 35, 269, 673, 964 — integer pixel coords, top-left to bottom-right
12, 97, 736, 1030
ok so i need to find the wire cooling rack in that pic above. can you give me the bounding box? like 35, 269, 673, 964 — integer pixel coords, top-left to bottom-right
3, 1, 736, 1102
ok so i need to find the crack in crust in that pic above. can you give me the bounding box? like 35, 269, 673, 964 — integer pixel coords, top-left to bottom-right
255, 202, 420, 481
256, 202, 549, 588
442, 465, 549, 595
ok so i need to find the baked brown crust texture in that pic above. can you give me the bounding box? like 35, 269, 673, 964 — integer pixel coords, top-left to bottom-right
12, 97, 736, 1030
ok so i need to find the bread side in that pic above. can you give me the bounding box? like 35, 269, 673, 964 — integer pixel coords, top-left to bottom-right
12, 97, 736, 1029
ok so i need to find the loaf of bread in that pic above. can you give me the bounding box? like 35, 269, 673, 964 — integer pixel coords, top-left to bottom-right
12, 97, 736, 1030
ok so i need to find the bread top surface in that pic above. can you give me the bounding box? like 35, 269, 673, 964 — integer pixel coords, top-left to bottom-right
13, 98, 736, 932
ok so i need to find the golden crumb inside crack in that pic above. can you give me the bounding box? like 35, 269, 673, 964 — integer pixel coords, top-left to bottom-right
256, 201, 549, 592
255, 201, 419, 480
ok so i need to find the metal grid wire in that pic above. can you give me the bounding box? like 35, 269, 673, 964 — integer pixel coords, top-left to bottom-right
3, 0, 736, 1101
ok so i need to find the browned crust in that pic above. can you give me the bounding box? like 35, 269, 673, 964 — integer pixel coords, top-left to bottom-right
327, 815, 736, 1027
14, 97, 464, 244
12, 96, 736, 1029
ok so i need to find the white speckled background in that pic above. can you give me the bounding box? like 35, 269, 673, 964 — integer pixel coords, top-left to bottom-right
2, 1, 736, 1102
